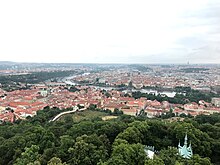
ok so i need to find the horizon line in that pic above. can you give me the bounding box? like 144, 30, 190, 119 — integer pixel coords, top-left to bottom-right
1, 61, 220, 65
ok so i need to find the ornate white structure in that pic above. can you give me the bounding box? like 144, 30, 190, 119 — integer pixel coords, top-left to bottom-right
178, 134, 193, 159
144, 146, 155, 159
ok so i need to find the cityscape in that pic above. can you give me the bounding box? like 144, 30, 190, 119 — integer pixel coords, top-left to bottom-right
1, 62, 220, 164
1, 0, 220, 164
1, 63, 220, 123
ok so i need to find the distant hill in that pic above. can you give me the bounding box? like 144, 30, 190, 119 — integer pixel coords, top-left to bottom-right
0, 61, 16, 64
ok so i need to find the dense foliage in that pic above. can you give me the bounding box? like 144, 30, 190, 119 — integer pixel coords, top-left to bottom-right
0, 71, 76, 91
0, 107, 220, 165
132, 88, 220, 104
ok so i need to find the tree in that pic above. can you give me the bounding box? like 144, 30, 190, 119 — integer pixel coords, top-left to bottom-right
68, 134, 108, 165
159, 147, 180, 165
47, 157, 67, 165
116, 126, 143, 144
97, 121, 127, 143
56, 135, 75, 162
145, 156, 164, 165
27, 161, 41, 165
101, 156, 127, 165
128, 81, 133, 88
113, 108, 123, 115
105, 143, 146, 165
69, 86, 80, 92
187, 154, 212, 165
0, 106, 219, 164
14, 145, 41, 165
170, 122, 212, 157
105, 92, 111, 98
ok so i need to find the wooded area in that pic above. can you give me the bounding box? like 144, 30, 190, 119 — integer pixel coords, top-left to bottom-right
0, 106, 219, 165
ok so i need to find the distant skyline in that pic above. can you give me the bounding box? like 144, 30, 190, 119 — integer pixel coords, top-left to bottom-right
0, 0, 220, 64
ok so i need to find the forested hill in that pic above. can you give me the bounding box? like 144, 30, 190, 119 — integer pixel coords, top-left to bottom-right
0, 107, 220, 165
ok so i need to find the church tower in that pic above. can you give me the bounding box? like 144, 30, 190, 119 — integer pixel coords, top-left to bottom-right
178, 133, 193, 159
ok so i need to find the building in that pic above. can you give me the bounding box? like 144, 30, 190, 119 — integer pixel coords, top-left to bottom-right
178, 134, 193, 159
40, 89, 48, 97
144, 146, 155, 159
211, 98, 220, 107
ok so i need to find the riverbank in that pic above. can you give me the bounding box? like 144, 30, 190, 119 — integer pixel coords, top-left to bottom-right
63, 75, 178, 98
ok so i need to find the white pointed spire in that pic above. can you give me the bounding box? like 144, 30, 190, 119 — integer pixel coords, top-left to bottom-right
178, 133, 193, 159
184, 133, 188, 146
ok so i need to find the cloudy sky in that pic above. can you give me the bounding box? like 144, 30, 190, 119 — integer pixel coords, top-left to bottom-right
0, 0, 220, 63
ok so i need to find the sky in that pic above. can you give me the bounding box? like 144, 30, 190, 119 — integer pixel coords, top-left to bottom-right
0, 0, 220, 64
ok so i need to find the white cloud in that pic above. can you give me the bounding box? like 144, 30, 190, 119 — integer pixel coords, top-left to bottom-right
0, 0, 219, 63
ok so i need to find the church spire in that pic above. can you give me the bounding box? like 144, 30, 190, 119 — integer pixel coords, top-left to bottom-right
184, 133, 188, 146
178, 133, 193, 159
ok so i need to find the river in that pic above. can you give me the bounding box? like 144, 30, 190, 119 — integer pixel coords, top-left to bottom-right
63, 74, 177, 98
